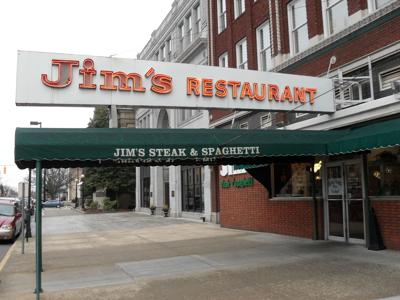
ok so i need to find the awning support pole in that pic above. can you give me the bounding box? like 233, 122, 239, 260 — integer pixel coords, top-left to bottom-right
311, 163, 318, 240
35, 161, 43, 298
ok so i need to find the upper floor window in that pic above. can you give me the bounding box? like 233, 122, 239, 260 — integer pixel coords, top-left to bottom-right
160, 45, 165, 61
195, 5, 201, 35
166, 38, 172, 60
236, 38, 248, 69
178, 23, 184, 51
373, 0, 394, 9
239, 122, 249, 129
256, 22, 272, 71
260, 113, 272, 128
234, 0, 246, 19
186, 14, 193, 44
219, 52, 229, 67
324, 0, 349, 35
288, 0, 309, 54
379, 66, 400, 91
218, 0, 227, 33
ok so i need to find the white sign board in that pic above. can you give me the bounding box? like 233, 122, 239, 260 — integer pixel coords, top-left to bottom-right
16, 51, 335, 113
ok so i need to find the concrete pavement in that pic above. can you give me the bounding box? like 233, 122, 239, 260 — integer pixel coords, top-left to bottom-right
1, 208, 400, 299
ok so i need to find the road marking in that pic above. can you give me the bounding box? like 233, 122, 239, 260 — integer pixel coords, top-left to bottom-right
0, 242, 16, 273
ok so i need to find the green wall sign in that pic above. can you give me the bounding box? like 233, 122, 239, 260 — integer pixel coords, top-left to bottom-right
221, 177, 254, 189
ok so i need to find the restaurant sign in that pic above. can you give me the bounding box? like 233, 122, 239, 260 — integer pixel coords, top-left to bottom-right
16, 51, 335, 113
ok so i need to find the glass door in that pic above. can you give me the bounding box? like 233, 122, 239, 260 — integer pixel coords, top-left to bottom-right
326, 161, 365, 243
327, 164, 345, 241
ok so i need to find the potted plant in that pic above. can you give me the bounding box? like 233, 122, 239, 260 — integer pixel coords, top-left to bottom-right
150, 204, 156, 215
162, 204, 169, 217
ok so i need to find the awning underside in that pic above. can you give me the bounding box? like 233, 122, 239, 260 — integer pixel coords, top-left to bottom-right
14, 118, 400, 169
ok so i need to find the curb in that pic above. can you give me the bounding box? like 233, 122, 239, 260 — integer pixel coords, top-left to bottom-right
0, 242, 16, 273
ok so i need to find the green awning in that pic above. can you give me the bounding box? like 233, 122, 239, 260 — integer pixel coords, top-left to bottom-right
14, 118, 400, 169
327, 117, 400, 154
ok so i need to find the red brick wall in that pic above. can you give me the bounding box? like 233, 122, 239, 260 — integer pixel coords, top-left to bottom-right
219, 172, 322, 238
348, 0, 368, 16
283, 16, 400, 76
372, 201, 400, 250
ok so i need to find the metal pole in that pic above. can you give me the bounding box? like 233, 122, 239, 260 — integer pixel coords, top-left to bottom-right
26, 169, 32, 239
311, 163, 318, 240
35, 161, 43, 297
21, 183, 25, 254
81, 182, 84, 210
363, 153, 371, 248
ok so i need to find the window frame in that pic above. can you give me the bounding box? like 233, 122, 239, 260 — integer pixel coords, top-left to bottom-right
287, 0, 309, 54
239, 122, 249, 129
234, 0, 246, 19
322, 0, 349, 36
219, 52, 229, 68
379, 66, 400, 91
256, 21, 272, 71
217, 0, 227, 33
260, 113, 272, 128
236, 38, 248, 70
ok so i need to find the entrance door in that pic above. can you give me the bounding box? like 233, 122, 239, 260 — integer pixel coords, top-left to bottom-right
326, 161, 365, 243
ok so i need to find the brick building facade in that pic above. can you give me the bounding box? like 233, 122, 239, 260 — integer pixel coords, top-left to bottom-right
208, 0, 400, 249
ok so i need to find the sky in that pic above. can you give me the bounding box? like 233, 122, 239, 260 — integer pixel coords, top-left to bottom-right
0, 0, 174, 190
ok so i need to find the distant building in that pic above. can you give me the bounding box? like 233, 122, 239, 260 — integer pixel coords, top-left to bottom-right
135, 0, 214, 221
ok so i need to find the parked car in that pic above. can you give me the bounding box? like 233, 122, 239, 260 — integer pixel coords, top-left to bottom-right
0, 199, 23, 242
42, 199, 63, 208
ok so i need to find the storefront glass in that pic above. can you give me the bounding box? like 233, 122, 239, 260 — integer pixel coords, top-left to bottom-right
368, 147, 400, 196
181, 166, 204, 212
273, 163, 322, 197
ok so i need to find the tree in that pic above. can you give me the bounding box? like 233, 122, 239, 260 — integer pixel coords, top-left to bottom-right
24, 168, 72, 200
84, 106, 136, 205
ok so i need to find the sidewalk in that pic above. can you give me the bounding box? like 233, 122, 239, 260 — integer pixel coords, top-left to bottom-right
1, 211, 400, 299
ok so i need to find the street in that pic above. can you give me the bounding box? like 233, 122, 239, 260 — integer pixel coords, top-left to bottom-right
0, 208, 400, 299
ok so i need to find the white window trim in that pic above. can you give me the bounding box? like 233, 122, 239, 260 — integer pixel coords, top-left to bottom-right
379, 66, 400, 91
287, 0, 309, 55
186, 13, 193, 44
236, 38, 248, 70
219, 52, 229, 68
322, 0, 349, 37
256, 21, 272, 71
217, 0, 227, 33
234, 0, 246, 19
368, 0, 394, 12
295, 112, 308, 118
260, 113, 272, 128
239, 122, 249, 129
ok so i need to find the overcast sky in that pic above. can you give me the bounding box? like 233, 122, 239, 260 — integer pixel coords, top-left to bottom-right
0, 0, 173, 189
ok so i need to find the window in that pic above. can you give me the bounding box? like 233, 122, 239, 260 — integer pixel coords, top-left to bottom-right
239, 122, 249, 129
234, 0, 245, 19
288, 0, 308, 54
379, 67, 400, 91
236, 38, 248, 69
178, 23, 184, 51
195, 5, 201, 35
374, 0, 393, 9
219, 52, 228, 68
295, 112, 308, 118
166, 38, 172, 60
186, 14, 193, 44
272, 163, 322, 197
324, 0, 349, 35
217, 0, 227, 33
181, 166, 204, 212
256, 22, 272, 71
368, 147, 400, 196
260, 113, 272, 128
160, 46, 165, 61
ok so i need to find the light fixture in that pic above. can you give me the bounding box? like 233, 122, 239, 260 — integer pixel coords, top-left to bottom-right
313, 161, 322, 173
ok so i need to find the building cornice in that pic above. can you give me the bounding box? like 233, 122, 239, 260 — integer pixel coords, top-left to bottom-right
273, 2, 400, 73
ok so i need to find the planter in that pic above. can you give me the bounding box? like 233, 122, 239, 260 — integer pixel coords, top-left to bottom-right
150, 207, 156, 215
163, 211, 168, 217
